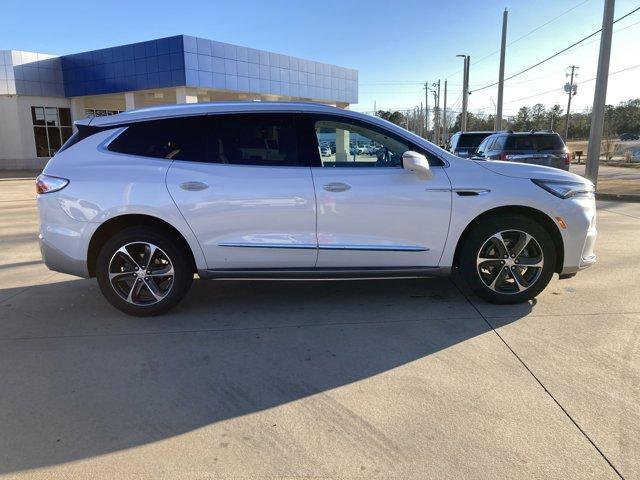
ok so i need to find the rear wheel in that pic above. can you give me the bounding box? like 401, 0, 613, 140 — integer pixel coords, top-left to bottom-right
458, 215, 556, 304
96, 227, 193, 316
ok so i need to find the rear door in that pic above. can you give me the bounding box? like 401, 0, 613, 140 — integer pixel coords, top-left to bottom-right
164, 113, 318, 269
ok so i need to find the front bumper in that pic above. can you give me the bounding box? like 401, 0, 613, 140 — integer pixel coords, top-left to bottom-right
557, 195, 597, 275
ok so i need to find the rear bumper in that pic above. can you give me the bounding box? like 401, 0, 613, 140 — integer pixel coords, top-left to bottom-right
39, 232, 91, 278
37, 193, 98, 279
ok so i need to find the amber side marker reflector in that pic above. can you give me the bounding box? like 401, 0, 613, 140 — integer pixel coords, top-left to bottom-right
555, 217, 568, 229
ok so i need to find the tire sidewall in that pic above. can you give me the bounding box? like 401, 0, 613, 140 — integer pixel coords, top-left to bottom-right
459, 215, 557, 304
96, 227, 193, 316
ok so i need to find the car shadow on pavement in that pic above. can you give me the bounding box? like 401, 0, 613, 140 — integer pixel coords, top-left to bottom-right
0, 276, 531, 474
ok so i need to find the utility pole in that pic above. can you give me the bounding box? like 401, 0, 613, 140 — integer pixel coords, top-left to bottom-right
432, 89, 438, 143
443, 80, 448, 145
586, 0, 615, 186
564, 65, 579, 140
496, 9, 508, 131
424, 81, 430, 139
435, 80, 441, 145
457, 54, 470, 131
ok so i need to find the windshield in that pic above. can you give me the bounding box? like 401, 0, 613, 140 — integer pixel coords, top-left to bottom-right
505, 134, 565, 151
457, 133, 492, 148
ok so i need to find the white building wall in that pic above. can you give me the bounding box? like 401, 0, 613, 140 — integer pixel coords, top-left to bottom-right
0, 94, 70, 170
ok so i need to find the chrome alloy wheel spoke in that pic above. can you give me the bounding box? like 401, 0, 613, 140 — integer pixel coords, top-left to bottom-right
108, 242, 174, 306
477, 229, 544, 295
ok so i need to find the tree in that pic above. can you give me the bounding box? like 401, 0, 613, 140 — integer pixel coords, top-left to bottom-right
546, 104, 564, 132
512, 107, 532, 131
376, 110, 406, 127
531, 103, 547, 130
451, 112, 494, 132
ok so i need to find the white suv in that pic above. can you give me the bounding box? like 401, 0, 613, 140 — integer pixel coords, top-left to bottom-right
36, 102, 597, 316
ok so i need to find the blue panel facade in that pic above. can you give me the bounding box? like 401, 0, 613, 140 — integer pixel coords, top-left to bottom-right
181, 35, 358, 103
2, 35, 357, 104
61, 35, 186, 97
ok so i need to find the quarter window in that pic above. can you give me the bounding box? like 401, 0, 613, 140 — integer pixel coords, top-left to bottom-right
31, 106, 73, 157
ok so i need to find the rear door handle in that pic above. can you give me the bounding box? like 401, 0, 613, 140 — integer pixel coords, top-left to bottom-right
179, 181, 209, 191
323, 182, 351, 192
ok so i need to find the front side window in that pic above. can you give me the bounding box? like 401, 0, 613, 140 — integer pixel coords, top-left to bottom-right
313, 116, 410, 168
107, 113, 300, 167
493, 136, 506, 150
31, 106, 73, 157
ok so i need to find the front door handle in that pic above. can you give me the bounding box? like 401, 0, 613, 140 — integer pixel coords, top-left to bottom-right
323, 182, 351, 192
179, 181, 209, 191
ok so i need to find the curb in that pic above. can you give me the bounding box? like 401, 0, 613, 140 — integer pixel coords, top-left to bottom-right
596, 192, 640, 203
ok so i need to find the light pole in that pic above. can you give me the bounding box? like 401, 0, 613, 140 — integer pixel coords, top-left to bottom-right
457, 54, 469, 131
489, 97, 502, 132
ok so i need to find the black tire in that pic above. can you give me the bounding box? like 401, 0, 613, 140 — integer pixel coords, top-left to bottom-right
458, 214, 556, 304
96, 226, 193, 316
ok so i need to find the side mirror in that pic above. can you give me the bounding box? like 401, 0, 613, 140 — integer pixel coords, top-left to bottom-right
402, 151, 432, 180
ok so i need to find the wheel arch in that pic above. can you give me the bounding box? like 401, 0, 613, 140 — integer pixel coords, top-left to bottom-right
87, 214, 197, 277
452, 205, 564, 273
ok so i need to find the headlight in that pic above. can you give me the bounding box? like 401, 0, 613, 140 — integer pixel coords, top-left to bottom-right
531, 178, 594, 199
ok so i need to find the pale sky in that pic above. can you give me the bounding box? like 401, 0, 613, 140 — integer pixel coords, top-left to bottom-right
1, 0, 638, 117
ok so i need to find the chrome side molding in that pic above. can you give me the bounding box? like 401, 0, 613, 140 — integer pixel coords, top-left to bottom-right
218, 243, 429, 252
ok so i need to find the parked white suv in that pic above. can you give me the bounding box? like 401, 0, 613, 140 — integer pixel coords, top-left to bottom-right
37, 102, 597, 316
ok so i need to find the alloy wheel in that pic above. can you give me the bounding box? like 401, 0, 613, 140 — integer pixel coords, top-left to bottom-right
108, 242, 174, 305
476, 230, 544, 294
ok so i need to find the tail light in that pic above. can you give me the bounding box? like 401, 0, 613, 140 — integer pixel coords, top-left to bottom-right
563, 152, 571, 165
500, 153, 509, 161
36, 174, 69, 194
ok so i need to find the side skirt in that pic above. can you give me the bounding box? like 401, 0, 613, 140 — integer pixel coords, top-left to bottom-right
198, 266, 450, 280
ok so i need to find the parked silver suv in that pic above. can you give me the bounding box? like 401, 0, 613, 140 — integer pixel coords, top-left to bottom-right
37, 102, 597, 316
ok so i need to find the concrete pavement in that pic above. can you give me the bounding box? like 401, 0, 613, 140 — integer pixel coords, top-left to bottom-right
0, 179, 638, 479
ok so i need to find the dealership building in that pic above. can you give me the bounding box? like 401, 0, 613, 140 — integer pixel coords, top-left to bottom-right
0, 35, 358, 169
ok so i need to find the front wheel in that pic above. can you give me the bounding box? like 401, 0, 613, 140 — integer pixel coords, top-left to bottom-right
96, 227, 193, 316
458, 215, 557, 304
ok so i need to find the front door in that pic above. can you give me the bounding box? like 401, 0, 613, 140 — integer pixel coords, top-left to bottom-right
165, 113, 317, 269
308, 114, 452, 268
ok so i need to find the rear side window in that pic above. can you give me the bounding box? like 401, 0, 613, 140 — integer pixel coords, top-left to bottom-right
207, 113, 299, 166
107, 113, 300, 166
457, 133, 491, 149
506, 134, 565, 151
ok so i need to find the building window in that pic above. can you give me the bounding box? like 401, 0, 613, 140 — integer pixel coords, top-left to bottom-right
31, 107, 73, 157
84, 109, 122, 118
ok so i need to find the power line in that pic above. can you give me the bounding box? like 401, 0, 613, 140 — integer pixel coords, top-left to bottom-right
470, 6, 640, 93
502, 63, 640, 105
443, 0, 592, 80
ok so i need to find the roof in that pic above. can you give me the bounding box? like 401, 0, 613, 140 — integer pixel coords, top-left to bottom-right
454, 131, 494, 135
78, 101, 442, 160
82, 101, 369, 127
